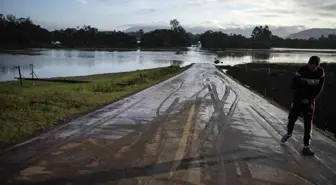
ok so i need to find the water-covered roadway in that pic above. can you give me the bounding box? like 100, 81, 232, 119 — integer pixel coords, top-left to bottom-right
0, 64, 335, 185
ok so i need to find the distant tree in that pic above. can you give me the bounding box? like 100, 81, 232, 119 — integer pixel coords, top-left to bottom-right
139, 29, 144, 35
328, 34, 336, 40
187, 32, 200, 45
6, 14, 16, 23
251, 26, 263, 39
139, 19, 190, 48
169, 19, 186, 33
251, 25, 272, 40
170, 19, 180, 30
141, 29, 190, 48
271, 35, 282, 41
262, 25, 272, 40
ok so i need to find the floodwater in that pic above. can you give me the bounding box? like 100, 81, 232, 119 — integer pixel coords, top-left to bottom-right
0, 47, 336, 81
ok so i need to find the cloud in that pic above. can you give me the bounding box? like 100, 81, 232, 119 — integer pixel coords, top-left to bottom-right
75, 0, 87, 4
11, 0, 335, 31
310, 18, 320, 22
290, 0, 336, 16
91, 0, 336, 28
293, 0, 336, 8
261, 14, 282, 18
188, 0, 336, 16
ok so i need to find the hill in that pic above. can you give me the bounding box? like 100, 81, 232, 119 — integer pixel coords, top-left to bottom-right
124, 25, 303, 38
287, 28, 336, 39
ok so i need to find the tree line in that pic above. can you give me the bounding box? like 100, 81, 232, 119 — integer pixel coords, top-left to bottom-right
52, 26, 137, 48
1, 14, 336, 50
0, 14, 137, 49
200, 26, 336, 49
0, 14, 51, 49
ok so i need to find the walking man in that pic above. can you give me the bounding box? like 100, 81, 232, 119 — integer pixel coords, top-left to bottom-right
281, 56, 325, 156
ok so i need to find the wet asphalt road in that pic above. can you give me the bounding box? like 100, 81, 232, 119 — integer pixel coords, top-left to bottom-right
0, 63, 335, 185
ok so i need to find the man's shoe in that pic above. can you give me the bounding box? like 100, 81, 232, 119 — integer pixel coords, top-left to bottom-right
302, 146, 315, 156
281, 133, 291, 143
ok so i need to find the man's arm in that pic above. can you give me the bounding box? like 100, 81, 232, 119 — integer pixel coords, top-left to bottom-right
291, 68, 306, 90
309, 70, 325, 100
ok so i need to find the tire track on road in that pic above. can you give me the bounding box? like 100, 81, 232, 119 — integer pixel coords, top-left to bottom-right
249, 106, 335, 184
246, 106, 319, 185
1, 97, 147, 185
221, 72, 319, 184
126, 78, 209, 185
223, 68, 334, 184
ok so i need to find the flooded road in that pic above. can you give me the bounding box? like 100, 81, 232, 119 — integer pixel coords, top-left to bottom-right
0, 63, 335, 185
1, 48, 336, 81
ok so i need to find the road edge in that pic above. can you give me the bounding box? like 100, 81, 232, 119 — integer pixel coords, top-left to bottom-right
214, 65, 336, 142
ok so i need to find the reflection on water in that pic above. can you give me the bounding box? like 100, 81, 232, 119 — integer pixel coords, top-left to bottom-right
216, 49, 336, 65
0, 48, 336, 81
217, 52, 248, 58
64, 50, 73, 58
251, 52, 274, 63
251, 52, 272, 60
218, 51, 275, 63
170, 60, 184, 66
0, 47, 214, 81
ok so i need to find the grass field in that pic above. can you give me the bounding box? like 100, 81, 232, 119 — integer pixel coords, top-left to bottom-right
0, 65, 190, 149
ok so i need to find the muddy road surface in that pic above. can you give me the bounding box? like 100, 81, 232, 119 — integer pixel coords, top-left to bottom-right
1, 64, 335, 185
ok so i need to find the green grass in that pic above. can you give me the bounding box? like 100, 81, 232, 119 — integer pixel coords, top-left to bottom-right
0, 65, 190, 149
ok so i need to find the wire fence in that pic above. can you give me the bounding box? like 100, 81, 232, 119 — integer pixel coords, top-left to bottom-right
14, 64, 38, 87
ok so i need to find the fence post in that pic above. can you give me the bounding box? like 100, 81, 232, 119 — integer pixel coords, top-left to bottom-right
30, 64, 35, 86
17, 65, 23, 87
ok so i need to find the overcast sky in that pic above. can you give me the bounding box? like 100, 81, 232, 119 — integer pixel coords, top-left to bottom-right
1, 0, 336, 31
